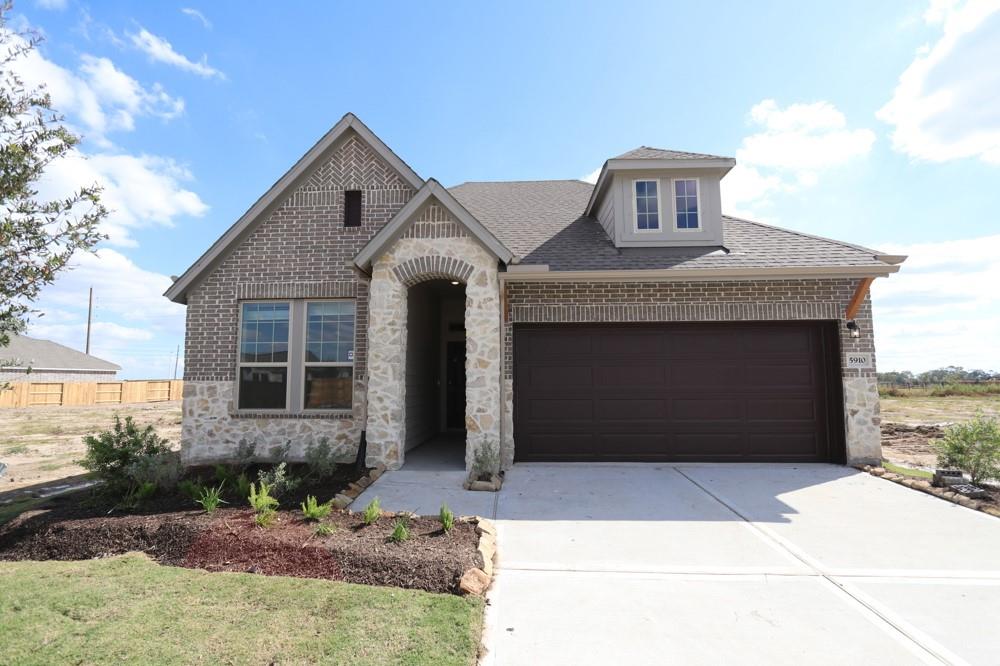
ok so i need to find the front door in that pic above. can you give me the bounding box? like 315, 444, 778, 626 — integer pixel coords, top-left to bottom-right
445, 340, 466, 429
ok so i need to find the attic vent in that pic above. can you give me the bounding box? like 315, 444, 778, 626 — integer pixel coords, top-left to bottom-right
344, 190, 362, 227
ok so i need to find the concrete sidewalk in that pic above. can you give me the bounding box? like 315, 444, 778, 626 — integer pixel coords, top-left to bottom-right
355, 462, 1000, 665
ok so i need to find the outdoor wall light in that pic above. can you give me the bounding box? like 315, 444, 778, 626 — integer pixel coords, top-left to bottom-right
450, 280, 460, 286
846, 320, 860, 338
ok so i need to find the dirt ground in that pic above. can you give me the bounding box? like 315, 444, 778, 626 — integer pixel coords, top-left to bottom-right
879, 394, 1000, 469
0, 402, 181, 492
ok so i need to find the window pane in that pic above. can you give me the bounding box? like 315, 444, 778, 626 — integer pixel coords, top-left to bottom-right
304, 366, 353, 410
646, 181, 657, 195
238, 367, 287, 409
635, 181, 646, 196
240, 303, 289, 363
306, 301, 355, 362
647, 212, 659, 229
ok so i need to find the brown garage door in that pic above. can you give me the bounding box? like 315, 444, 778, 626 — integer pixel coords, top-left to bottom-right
513, 322, 844, 463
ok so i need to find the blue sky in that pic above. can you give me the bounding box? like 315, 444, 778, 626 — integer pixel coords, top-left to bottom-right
9, 0, 1000, 377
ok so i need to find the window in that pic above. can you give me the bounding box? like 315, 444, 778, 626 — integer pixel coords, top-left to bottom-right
236, 300, 356, 412
674, 179, 700, 230
344, 190, 362, 227
238, 302, 290, 409
633, 180, 660, 231
304, 301, 355, 409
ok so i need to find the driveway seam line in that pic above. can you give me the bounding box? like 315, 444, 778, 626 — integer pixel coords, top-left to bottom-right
671, 467, 952, 666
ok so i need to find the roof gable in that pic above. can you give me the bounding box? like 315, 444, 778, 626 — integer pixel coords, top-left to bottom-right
165, 113, 423, 304
354, 179, 513, 271
614, 146, 732, 161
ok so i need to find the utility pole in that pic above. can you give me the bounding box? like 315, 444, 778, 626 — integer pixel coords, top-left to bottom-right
85, 287, 93, 354
173, 344, 180, 380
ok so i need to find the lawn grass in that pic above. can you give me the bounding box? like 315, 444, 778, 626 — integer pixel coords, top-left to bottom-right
881, 461, 933, 480
0, 553, 484, 666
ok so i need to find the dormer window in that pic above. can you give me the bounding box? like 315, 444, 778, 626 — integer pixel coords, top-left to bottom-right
633, 180, 660, 231
673, 179, 700, 230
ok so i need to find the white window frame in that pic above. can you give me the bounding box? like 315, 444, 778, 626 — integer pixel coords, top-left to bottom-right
235, 300, 292, 412
301, 299, 355, 412
234, 299, 356, 414
632, 178, 662, 233
671, 177, 702, 232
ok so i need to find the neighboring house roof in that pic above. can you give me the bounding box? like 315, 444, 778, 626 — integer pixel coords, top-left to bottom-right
613, 146, 733, 161
164, 113, 424, 304
354, 179, 513, 271
0, 335, 120, 372
449, 180, 900, 277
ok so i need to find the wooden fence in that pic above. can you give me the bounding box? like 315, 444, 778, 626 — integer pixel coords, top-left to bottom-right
0, 379, 183, 409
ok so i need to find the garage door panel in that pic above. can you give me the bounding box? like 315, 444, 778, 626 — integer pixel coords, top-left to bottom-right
514, 322, 838, 463
672, 398, 742, 420
669, 360, 743, 387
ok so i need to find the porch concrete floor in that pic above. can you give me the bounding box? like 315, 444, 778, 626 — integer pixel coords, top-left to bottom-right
355, 462, 1000, 665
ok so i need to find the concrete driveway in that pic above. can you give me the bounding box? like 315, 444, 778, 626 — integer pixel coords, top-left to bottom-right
355, 463, 1000, 665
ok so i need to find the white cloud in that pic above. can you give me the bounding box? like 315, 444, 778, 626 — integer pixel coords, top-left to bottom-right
721, 100, 876, 217
130, 28, 224, 79
6, 30, 183, 144
38, 150, 208, 246
878, 0, 1000, 164
872, 234, 1000, 372
580, 167, 601, 184
181, 8, 212, 29
28, 249, 186, 378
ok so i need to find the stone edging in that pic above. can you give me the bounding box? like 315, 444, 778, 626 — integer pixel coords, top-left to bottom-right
331, 464, 386, 510
459, 517, 497, 596
857, 465, 1000, 518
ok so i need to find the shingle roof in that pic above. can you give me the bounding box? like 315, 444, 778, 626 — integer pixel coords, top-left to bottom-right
613, 146, 733, 161
0, 335, 120, 372
448, 180, 890, 273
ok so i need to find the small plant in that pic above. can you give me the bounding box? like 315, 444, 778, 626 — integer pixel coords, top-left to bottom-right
80, 415, 172, 494
214, 464, 236, 486
300, 495, 333, 522
314, 523, 335, 537
439, 504, 455, 532
389, 516, 410, 543
470, 441, 500, 481
248, 481, 279, 514
234, 439, 257, 471
268, 441, 291, 462
257, 462, 301, 498
178, 478, 205, 501
122, 481, 157, 509
362, 497, 381, 525
234, 472, 252, 501
936, 413, 1000, 485
196, 483, 227, 513
304, 437, 338, 480
254, 509, 277, 528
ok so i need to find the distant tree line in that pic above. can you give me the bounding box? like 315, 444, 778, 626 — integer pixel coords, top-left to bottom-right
878, 367, 1000, 386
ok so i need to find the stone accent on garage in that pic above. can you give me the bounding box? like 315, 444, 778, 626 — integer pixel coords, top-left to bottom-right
501, 278, 880, 466
180, 380, 363, 464
365, 202, 502, 471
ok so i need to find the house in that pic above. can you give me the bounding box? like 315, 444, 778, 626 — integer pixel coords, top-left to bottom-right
0, 334, 120, 382
165, 113, 903, 474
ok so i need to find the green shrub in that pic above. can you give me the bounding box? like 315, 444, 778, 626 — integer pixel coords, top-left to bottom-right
936, 414, 1000, 485
362, 497, 381, 525
304, 438, 338, 480
214, 464, 236, 486
122, 481, 157, 509
268, 441, 291, 462
178, 479, 205, 501
80, 414, 176, 494
127, 450, 181, 490
439, 504, 454, 532
248, 482, 279, 514
300, 495, 332, 521
234, 439, 257, 471
470, 441, 500, 481
314, 523, 335, 537
389, 516, 410, 543
196, 483, 227, 513
257, 462, 301, 498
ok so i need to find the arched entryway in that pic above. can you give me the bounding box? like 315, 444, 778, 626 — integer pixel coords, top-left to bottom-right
402, 278, 468, 469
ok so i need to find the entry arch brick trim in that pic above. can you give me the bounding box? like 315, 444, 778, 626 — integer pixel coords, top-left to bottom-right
393, 256, 475, 287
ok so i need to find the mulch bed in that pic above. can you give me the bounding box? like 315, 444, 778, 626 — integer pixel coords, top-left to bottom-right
0, 467, 483, 594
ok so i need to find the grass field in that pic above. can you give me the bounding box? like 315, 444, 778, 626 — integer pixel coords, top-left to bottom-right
0, 402, 181, 492
880, 394, 1000, 425
0, 554, 484, 666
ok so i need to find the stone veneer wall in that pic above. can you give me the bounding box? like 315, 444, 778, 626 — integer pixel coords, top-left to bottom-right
180, 132, 414, 464
365, 203, 502, 470
501, 278, 880, 466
